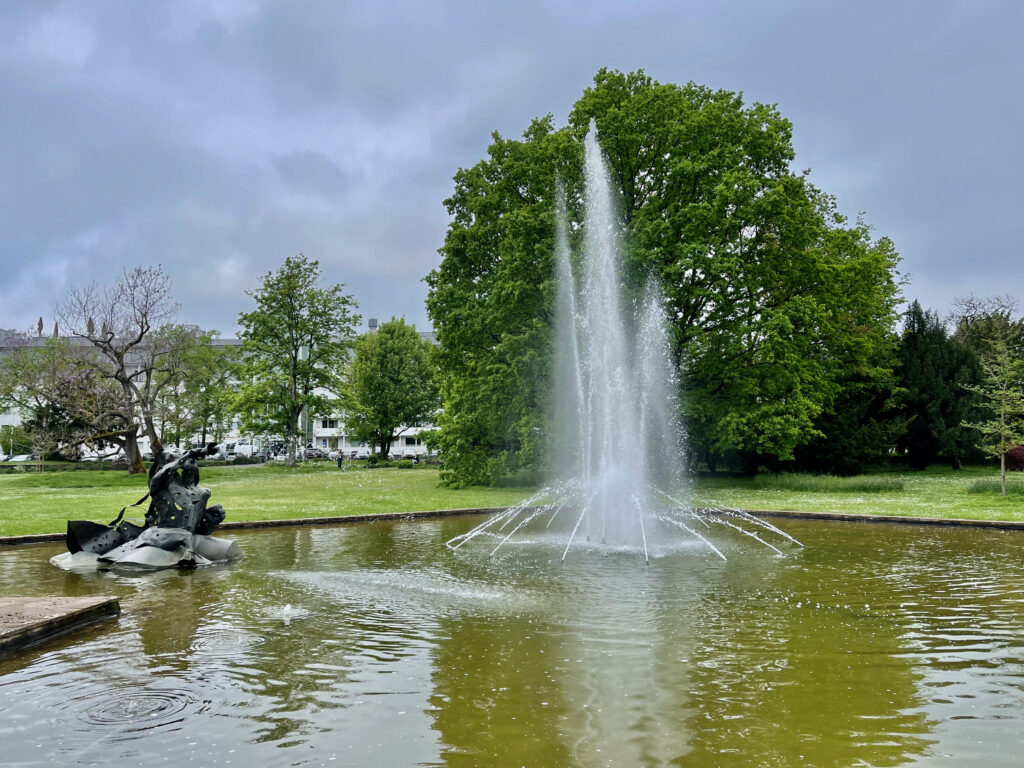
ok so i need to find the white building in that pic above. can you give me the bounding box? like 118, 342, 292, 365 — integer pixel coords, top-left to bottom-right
311, 417, 432, 457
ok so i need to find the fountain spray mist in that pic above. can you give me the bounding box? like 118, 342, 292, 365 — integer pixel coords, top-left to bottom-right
446, 122, 799, 561
552, 123, 685, 550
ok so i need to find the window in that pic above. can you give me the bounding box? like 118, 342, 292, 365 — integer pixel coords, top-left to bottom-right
321, 419, 338, 429
405, 437, 416, 446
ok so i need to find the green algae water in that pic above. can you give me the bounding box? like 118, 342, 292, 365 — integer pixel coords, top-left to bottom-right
2, 515, 1024, 767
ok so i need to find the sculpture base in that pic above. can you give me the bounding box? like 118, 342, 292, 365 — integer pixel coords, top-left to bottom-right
52, 528, 242, 571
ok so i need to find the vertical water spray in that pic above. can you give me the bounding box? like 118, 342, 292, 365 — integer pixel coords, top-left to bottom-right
555, 121, 683, 553
445, 121, 800, 560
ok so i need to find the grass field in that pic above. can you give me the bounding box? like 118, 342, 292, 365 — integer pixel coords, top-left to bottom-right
693, 466, 1024, 522
2, 462, 1023, 538
0, 463, 533, 538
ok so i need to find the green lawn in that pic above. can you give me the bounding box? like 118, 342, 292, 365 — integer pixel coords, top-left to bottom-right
693, 465, 1024, 522
0, 463, 534, 538
2, 462, 1022, 538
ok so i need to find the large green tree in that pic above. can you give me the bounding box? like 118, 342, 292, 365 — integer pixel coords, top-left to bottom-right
236, 254, 359, 463
345, 318, 440, 458
427, 68, 902, 485
896, 300, 983, 469
426, 116, 572, 486
791, 224, 906, 474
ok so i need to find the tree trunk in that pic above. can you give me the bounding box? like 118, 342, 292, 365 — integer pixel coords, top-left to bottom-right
143, 413, 163, 452
123, 430, 146, 474
288, 409, 299, 464
742, 452, 759, 477
949, 454, 962, 470
1001, 453, 1007, 496
289, 352, 298, 464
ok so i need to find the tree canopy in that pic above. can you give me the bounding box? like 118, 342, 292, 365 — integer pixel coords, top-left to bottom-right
426, 68, 902, 485
344, 318, 439, 458
236, 254, 359, 463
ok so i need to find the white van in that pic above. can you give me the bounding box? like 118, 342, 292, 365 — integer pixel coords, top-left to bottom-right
230, 438, 258, 458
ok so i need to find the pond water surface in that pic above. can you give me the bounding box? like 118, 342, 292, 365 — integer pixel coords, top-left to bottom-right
2, 515, 1024, 767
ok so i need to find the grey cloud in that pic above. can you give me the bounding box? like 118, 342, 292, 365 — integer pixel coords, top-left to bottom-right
272, 151, 354, 196
2, 0, 1023, 337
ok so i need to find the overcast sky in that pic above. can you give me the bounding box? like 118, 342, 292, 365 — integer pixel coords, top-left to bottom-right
2, 1, 1021, 336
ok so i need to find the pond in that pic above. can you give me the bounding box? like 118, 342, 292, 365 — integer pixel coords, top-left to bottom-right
2, 515, 1024, 767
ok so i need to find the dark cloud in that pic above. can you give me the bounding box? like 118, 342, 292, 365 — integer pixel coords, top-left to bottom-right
1, 0, 1022, 336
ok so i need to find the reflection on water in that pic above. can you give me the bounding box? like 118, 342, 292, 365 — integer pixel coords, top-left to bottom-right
2, 517, 1024, 766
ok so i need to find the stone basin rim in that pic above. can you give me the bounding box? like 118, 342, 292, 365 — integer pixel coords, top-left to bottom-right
0, 596, 121, 658
2, 506, 1024, 547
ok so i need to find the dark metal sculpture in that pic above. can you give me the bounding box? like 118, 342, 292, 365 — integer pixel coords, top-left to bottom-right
145, 446, 226, 534
57, 444, 241, 570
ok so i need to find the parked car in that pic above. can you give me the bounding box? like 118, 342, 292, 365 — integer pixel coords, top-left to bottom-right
401, 448, 418, 460
354, 448, 371, 460
9, 454, 34, 462
305, 447, 326, 459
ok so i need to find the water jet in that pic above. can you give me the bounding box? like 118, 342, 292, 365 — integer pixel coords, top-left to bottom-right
447, 121, 797, 560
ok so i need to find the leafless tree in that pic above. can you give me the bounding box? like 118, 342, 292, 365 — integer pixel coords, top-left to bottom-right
54, 265, 186, 472
947, 294, 1019, 336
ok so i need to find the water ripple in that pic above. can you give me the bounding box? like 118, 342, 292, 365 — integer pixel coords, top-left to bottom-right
48, 683, 207, 741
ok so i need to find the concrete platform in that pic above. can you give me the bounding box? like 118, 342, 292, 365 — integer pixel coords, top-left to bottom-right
0, 596, 120, 657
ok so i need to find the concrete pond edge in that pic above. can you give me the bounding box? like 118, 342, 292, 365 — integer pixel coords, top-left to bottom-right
3, 505, 1024, 547
0, 596, 121, 658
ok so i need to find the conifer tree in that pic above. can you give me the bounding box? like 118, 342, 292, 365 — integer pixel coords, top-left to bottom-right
896, 301, 982, 469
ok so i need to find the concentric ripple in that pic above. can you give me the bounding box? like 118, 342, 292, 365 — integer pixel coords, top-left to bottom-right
190, 626, 266, 656
52, 685, 206, 740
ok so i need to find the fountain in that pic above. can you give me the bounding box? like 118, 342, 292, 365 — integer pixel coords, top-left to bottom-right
3, 126, 1021, 768
447, 122, 799, 561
